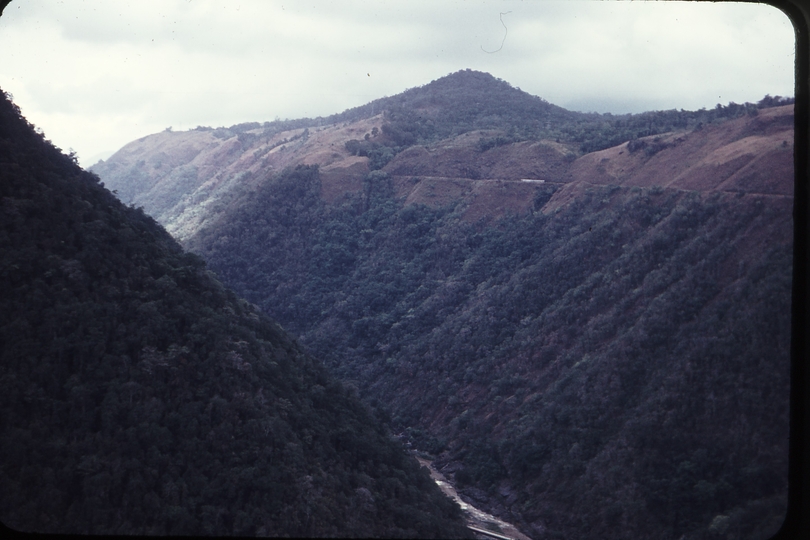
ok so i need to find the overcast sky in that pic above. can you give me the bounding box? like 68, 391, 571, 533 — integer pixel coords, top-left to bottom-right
0, 0, 796, 167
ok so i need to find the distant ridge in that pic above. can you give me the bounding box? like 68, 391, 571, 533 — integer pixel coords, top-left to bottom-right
207, 69, 786, 157
329, 69, 571, 126
219, 69, 575, 142
92, 68, 793, 244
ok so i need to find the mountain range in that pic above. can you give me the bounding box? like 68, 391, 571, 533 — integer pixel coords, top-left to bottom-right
5, 68, 796, 539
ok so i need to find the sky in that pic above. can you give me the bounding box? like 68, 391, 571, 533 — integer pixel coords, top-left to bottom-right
0, 0, 796, 167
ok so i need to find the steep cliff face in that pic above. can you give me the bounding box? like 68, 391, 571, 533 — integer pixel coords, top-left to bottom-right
0, 90, 471, 537
93, 72, 794, 539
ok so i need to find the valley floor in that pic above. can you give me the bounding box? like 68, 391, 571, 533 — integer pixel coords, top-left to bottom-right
416, 456, 533, 540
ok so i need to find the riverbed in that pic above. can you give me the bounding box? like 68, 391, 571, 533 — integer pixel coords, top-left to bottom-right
416, 457, 532, 540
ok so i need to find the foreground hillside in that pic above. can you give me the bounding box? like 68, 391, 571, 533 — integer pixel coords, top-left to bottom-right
94, 72, 794, 539
0, 90, 471, 537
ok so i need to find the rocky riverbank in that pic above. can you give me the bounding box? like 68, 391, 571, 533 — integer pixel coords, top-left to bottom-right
416, 457, 532, 540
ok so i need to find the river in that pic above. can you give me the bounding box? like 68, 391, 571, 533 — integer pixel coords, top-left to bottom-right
415, 457, 533, 540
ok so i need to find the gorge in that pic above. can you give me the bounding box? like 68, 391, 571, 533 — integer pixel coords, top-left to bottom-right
89, 70, 795, 539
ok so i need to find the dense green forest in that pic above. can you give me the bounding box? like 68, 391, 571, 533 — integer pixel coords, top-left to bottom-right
186, 164, 792, 539
0, 90, 472, 537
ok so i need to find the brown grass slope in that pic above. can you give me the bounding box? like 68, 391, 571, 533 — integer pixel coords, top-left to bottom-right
94, 104, 793, 237
565, 105, 793, 193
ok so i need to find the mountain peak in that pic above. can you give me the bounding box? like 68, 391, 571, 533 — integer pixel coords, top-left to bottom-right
388, 68, 553, 112
423, 68, 513, 90
322, 69, 568, 137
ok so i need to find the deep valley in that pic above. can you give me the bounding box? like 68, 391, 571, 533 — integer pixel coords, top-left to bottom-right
0, 69, 794, 539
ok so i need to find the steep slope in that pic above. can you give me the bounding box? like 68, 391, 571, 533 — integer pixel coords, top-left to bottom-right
180, 165, 791, 540
91, 70, 771, 241
90, 118, 383, 242
0, 90, 470, 537
92, 73, 794, 539
565, 104, 794, 194
92, 70, 572, 242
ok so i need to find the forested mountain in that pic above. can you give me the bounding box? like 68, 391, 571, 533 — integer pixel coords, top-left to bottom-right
0, 89, 472, 537
94, 71, 794, 539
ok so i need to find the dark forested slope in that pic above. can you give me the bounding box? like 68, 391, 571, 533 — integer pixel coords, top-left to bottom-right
92, 71, 794, 539
181, 143, 792, 538
0, 89, 470, 537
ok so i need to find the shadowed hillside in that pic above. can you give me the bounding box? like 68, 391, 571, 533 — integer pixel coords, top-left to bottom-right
182, 165, 791, 540
0, 89, 471, 537
93, 71, 794, 539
